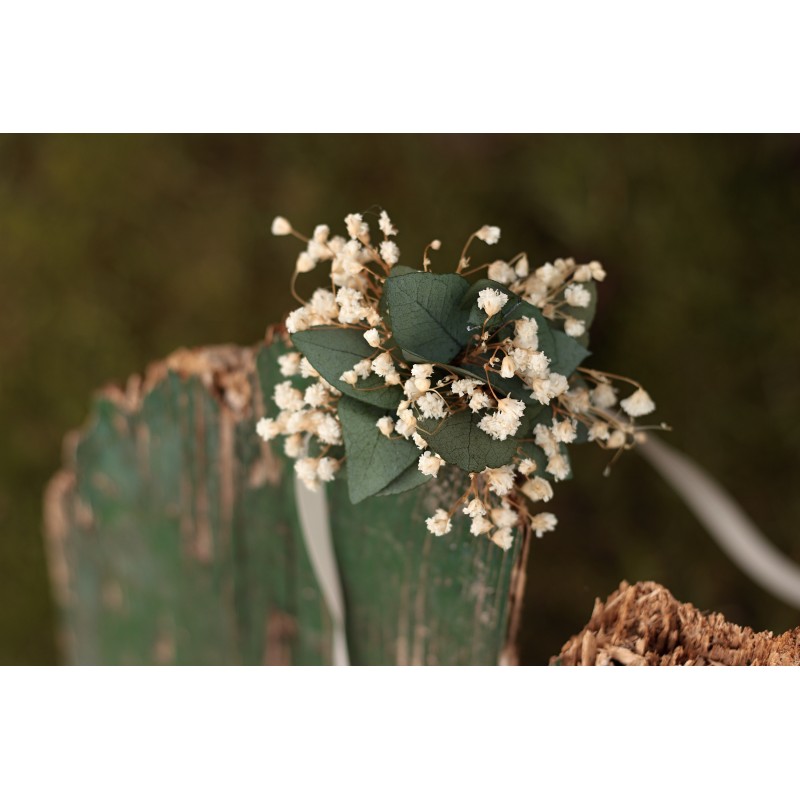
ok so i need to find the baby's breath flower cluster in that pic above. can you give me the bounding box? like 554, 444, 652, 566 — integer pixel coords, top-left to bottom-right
258, 210, 661, 551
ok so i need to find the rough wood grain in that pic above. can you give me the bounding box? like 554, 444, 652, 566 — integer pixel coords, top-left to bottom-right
551, 580, 800, 666
44, 331, 524, 665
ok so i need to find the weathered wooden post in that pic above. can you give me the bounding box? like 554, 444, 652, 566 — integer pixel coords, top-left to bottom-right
44, 331, 526, 665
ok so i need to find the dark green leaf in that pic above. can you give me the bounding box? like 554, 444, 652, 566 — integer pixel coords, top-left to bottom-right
383, 271, 471, 363
291, 327, 402, 409
415, 409, 518, 473
548, 330, 590, 378
338, 397, 421, 504
375, 462, 432, 496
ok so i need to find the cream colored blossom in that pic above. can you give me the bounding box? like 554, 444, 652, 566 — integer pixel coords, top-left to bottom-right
620, 388, 656, 417
271, 216, 292, 235
418, 451, 445, 477
426, 509, 452, 536
477, 287, 508, 317
476, 225, 501, 245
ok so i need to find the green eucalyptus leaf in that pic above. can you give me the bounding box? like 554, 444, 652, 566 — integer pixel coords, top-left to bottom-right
379, 265, 420, 319
415, 409, 518, 473
291, 327, 402, 409
548, 330, 590, 378
375, 461, 432, 496
383, 271, 471, 363
338, 396, 421, 504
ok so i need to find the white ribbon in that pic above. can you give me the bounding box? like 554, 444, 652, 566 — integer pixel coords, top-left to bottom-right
294, 475, 350, 666
639, 435, 800, 609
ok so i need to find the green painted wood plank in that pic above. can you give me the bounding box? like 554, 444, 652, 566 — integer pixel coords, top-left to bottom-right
45, 335, 523, 665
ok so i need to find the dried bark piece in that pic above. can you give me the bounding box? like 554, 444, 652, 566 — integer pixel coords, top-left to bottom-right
552, 580, 800, 666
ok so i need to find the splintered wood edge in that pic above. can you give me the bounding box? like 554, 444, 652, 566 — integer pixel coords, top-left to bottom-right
41, 325, 528, 664
552, 580, 800, 666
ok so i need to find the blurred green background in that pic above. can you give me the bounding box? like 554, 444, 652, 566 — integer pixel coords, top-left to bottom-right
1, 134, 799, 664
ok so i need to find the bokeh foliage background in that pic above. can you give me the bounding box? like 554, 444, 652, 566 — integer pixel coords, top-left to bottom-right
1, 134, 799, 664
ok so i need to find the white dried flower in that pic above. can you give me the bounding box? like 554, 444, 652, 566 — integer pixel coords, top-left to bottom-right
552, 418, 577, 444
256, 417, 282, 442
299, 357, 319, 379
353, 359, 373, 379
278, 352, 301, 377
531, 512, 558, 538
309, 288, 338, 321
497, 397, 525, 419
418, 451, 445, 477
284, 433, 304, 458
478, 412, 520, 441
380, 240, 400, 266
345, 212, 368, 240
469, 389, 492, 413
364, 328, 381, 348
588, 421, 610, 442
564, 317, 586, 338
491, 527, 514, 551
285, 307, 309, 333
304, 383, 328, 408
518, 458, 537, 476
417, 392, 448, 419
371, 351, 395, 378
476, 225, 501, 245
395, 408, 417, 438
296, 251, 316, 273
412, 432, 428, 449
376, 416, 395, 437
514, 317, 539, 350
295, 457, 319, 491
476, 287, 508, 317
317, 457, 339, 482
483, 465, 515, 496
426, 509, 452, 537
565, 283, 591, 308
590, 382, 617, 409
451, 378, 482, 397
620, 388, 656, 417
488, 260, 516, 284
271, 216, 292, 236
463, 498, 487, 518
546, 453, 570, 481
589, 260, 606, 281
490, 505, 518, 529
312, 224, 329, 243
470, 515, 494, 536
521, 476, 553, 503
515, 255, 529, 278
340, 370, 358, 386
607, 429, 627, 449
500, 355, 516, 378
274, 381, 304, 412
316, 415, 342, 446
378, 210, 397, 238
411, 364, 434, 380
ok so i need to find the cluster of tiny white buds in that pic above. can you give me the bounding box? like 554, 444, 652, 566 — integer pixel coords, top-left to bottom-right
266, 210, 659, 552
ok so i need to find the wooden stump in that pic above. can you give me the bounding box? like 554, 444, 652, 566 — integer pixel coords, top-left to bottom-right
44, 331, 526, 665
552, 580, 800, 666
